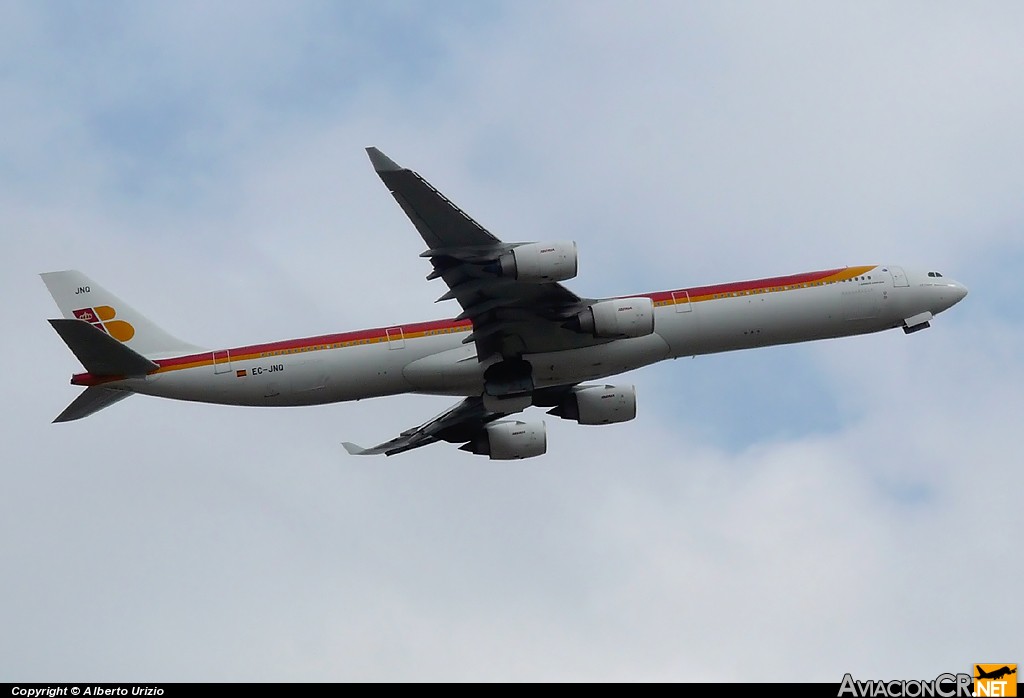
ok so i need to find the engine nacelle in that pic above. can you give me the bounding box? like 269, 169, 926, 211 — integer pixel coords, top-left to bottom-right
462, 420, 547, 460
575, 297, 655, 338
549, 384, 637, 425
499, 242, 578, 283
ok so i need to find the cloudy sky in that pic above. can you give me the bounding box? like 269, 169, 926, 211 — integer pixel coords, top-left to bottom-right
2, 0, 1022, 682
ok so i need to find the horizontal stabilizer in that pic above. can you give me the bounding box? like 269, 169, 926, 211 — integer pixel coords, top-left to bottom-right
49, 319, 158, 376
54, 387, 133, 423
342, 442, 376, 456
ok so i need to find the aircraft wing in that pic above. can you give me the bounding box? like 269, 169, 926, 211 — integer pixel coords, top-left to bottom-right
342, 396, 510, 457
367, 147, 606, 360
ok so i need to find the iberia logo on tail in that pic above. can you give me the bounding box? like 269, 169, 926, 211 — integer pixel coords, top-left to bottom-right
73, 306, 135, 342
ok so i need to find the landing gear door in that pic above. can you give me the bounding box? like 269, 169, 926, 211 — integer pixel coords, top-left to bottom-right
889, 266, 910, 288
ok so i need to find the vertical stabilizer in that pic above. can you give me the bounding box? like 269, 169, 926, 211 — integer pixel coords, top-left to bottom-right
40, 270, 203, 358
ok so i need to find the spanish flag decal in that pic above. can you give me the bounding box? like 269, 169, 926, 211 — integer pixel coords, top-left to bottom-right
236, 369, 247, 378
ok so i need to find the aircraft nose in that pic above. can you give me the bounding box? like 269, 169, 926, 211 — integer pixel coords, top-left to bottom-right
935, 280, 968, 313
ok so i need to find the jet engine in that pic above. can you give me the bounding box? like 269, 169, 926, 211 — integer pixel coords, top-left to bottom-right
549, 384, 637, 425
573, 297, 655, 338
498, 242, 578, 283
461, 420, 547, 460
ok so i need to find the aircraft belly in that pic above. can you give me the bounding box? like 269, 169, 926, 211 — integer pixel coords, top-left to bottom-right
302, 344, 414, 403
659, 285, 892, 357
657, 294, 780, 356
528, 332, 671, 387
138, 343, 420, 407
133, 370, 241, 404
402, 342, 486, 395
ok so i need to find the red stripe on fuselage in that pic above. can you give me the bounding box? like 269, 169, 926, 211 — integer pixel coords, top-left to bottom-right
152, 316, 475, 372
646, 267, 853, 303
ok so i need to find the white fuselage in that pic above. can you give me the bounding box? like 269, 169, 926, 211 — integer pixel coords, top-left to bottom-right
76, 265, 967, 407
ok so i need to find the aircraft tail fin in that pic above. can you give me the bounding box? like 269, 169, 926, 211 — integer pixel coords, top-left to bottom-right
40, 270, 204, 358
49, 319, 159, 376
53, 386, 133, 423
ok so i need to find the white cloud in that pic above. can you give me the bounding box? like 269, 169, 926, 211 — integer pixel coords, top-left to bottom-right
2, 0, 1021, 682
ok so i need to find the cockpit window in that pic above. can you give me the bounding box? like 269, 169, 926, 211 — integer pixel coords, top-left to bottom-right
927, 271, 944, 278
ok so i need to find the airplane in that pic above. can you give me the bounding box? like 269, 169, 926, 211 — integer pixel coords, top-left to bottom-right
41, 147, 969, 459
975, 666, 1017, 681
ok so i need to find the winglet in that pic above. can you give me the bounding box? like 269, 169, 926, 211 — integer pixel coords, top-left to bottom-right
342, 442, 370, 455
365, 147, 402, 173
